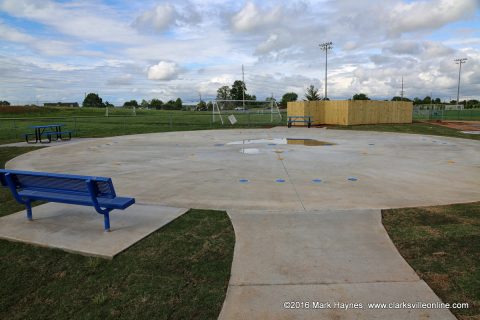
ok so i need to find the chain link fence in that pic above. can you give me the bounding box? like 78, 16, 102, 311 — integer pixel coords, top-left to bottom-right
0, 111, 287, 145
413, 109, 480, 121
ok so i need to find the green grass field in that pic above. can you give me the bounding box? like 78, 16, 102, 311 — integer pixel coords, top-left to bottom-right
383, 203, 480, 319
328, 122, 480, 140
0, 106, 285, 144
0, 147, 235, 320
1, 106, 480, 145
413, 108, 480, 121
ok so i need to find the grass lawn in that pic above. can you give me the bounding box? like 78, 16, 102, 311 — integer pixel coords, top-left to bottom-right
0, 107, 284, 144
327, 122, 480, 141
2, 107, 479, 145
383, 203, 480, 319
0, 147, 235, 320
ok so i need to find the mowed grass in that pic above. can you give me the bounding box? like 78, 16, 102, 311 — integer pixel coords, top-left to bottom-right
327, 122, 480, 141
0, 147, 45, 217
383, 203, 480, 319
0, 147, 235, 320
0, 106, 284, 144
2, 106, 479, 145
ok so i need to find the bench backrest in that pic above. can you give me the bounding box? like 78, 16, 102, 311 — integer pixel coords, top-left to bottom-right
0, 169, 116, 199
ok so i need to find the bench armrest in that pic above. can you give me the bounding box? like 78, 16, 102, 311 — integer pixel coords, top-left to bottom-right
4, 173, 27, 205
86, 179, 111, 215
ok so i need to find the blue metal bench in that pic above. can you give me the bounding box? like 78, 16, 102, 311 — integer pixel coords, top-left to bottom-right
0, 169, 135, 231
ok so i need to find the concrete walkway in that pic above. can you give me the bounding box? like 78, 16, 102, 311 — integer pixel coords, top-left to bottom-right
219, 209, 456, 319
5, 128, 478, 318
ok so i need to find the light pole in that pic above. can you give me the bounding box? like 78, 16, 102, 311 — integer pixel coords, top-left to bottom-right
454, 58, 467, 106
319, 41, 333, 100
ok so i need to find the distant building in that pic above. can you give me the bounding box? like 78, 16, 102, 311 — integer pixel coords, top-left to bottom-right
44, 102, 79, 108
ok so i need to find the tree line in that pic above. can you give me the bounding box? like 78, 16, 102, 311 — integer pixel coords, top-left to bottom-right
82, 93, 183, 110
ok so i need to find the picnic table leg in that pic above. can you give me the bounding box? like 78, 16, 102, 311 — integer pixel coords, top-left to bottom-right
103, 211, 111, 232
25, 201, 32, 221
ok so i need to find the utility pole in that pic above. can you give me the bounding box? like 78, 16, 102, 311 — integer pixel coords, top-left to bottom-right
319, 42, 333, 99
454, 58, 467, 106
401, 76, 404, 100
242, 64, 245, 109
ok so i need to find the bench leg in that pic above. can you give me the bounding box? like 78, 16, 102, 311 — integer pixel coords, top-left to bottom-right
25, 201, 33, 221
103, 211, 111, 232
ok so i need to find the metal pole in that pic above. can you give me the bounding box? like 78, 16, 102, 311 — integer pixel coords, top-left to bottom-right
319, 42, 333, 100
454, 58, 467, 106
242, 64, 245, 109
325, 48, 328, 99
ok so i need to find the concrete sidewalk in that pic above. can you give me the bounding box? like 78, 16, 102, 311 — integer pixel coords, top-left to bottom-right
219, 209, 456, 319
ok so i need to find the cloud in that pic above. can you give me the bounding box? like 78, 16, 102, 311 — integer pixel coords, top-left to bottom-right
0, 0, 479, 103
147, 61, 180, 80
133, 4, 177, 32
107, 74, 134, 86
388, 0, 478, 35
255, 33, 293, 55
231, 2, 283, 32
0, 0, 142, 43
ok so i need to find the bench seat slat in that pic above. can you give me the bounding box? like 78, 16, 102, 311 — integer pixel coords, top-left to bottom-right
18, 190, 135, 210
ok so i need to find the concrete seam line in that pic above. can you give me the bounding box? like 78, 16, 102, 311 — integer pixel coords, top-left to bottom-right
278, 156, 307, 212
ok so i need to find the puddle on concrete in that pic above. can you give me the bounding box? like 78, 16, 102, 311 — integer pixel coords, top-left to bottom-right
227, 138, 335, 146
240, 148, 260, 154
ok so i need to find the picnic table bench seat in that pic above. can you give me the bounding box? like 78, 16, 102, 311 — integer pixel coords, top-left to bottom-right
0, 169, 135, 231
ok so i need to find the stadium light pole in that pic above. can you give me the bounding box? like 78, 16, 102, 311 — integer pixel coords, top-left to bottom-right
454, 58, 467, 106
319, 41, 333, 99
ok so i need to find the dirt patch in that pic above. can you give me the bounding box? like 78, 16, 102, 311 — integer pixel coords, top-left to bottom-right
429, 120, 480, 132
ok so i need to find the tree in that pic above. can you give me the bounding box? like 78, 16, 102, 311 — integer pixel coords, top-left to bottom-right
83, 93, 105, 108
175, 98, 182, 110
206, 101, 213, 111
0, 100, 10, 106
352, 93, 370, 100
163, 100, 176, 110
216, 86, 231, 101
123, 100, 138, 107
230, 80, 247, 101
104, 101, 114, 108
281, 92, 298, 107
140, 99, 150, 108
150, 99, 163, 109
422, 96, 432, 104
304, 85, 321, 101
197, 100, 207, 111
391, 96, 411, 102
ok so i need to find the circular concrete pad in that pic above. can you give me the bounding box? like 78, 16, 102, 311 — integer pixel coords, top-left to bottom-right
7, 128, 480, 211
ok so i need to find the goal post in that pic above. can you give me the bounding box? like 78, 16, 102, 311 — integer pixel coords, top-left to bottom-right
212, 99, 282, 125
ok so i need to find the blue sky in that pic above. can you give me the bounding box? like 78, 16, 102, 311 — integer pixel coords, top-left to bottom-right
0, 0, 479, 105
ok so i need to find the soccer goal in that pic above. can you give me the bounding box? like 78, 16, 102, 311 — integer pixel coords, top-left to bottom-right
212, 99, 282, 125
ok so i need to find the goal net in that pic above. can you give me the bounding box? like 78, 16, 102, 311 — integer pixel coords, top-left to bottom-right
212, 99, 282, 125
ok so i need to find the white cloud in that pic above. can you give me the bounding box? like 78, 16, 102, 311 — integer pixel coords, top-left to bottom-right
231, 2, 283, 32
0, 0, 143, 43
388, 0, 478, 35
133, 4, 177, 32
147, 61, 180, 80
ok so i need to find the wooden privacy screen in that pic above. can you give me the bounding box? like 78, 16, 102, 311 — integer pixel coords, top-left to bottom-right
287, 100, 413, 125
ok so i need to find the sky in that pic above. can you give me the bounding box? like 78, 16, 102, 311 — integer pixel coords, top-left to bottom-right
0, 0, 479, 105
